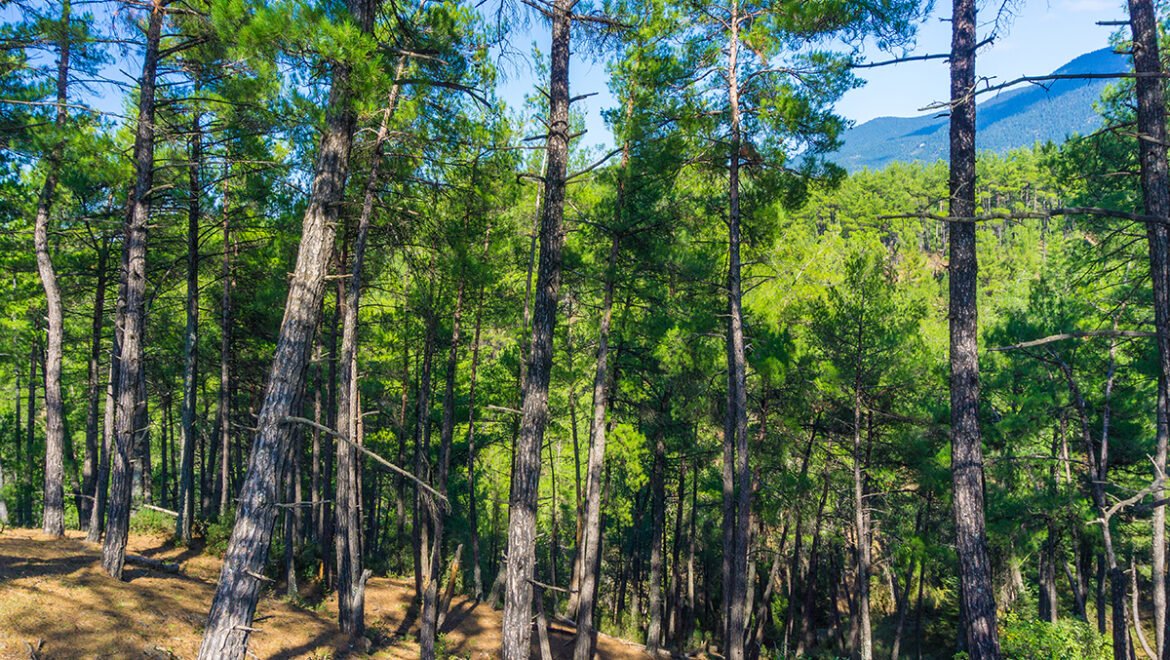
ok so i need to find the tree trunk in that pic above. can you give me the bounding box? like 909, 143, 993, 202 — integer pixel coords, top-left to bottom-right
571, 227, 623, 660
219, 178, 234, 519
196, 0, 375, 651
947, 0, 1000, 654
1125, 1, 1170, 653
81, 237, 110, 530
101, 1, 163, 578
88, 340, 117, 541
25, 333, 37, 527
852, 384, 872, 660
312, 345, 323, 548
337, 57, 407, 637
669, 458, 686, 649
466, 276, 487, 600
500, 0, 571, 654
723, 2, 752, 656
176, 113, 201, 543
422, 267, 465, 657
646, 431, 667, 653
35, 0, 72, 538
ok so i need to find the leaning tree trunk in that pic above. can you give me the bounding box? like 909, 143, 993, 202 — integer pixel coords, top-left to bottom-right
196, 0, 376, 654
333, 57, 408, 630
947, 0, 1001, 655
101, 1, 163, 578
36, 0, 72, 538
176, 113, 201, 543
1125, 0, 1170, 653
501, 1, 572, 655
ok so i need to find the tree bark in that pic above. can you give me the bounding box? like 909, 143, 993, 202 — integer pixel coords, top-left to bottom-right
1125, 1, 1170, 653
337, 56, 407, 637
101, 0, 163, 578
196, 0, 375, 652
81, 236, 110, 530
571, 210, 624, 660
500, 0, 571, 654
35, 0, 72, 538
422, 264, 466, 657
722, 2, 752, 655
176, 112, 201, 543
852, 384, 872, 660
219, 176, 234, 519
466, 275, 487, 600
947, 0, 1000, 654
88, 338, 117, 541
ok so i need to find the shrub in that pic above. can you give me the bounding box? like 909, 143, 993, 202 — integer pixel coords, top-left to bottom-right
997, 612, 1110, 660
129, 507, 174, 536
204, 509, 235, 557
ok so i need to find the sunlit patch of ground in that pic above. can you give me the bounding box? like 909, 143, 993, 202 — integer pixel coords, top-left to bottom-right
0, 529, 651, 659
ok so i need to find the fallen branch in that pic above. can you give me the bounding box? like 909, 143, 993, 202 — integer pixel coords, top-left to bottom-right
141, 504, 179, 517
125, 553, 181, 574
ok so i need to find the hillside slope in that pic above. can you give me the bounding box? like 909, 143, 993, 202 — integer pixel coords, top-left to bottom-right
834, 48, 1127, 171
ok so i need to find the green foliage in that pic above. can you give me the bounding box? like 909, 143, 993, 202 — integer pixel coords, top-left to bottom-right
129, 508, 177, 537
997, 613, 1111, 660
204, 511, 236, 557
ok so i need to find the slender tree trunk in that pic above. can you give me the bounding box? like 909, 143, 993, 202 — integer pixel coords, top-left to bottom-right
176, 113, 201, 542
337, 56, 408, 637
312, 345, 323, 547
947, 0, 1000, 654
852, 383, 872, 660
81, 237, 109, 530
35, 0, 72, 538
101, 1, 163, 578
421, 267, 466, 657
646, 430, 667, 652
1124, 1, 1170, 653
26, 333, 37, 527
669, 459, 687, 648
219, 181, 234, 519
466, 275, 487, 600
196, 0, 376, 652
413, 310, 437, 601
136, 368, 152, 506
501, 0, 572, 654
723, 3, 752, 655
88, 341, 117, 541
572, 234, 621, 659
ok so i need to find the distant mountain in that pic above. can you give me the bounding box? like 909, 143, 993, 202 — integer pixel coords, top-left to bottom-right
833, 48, 1128, 172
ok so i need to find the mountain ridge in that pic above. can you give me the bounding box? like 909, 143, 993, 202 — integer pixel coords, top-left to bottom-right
833, 47, 1128, 172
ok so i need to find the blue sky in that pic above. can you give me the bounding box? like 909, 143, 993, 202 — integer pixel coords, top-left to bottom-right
498, 0, 1126, 151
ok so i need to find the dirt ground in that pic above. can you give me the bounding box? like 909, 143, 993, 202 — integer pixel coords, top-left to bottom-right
0, 529, 652, 659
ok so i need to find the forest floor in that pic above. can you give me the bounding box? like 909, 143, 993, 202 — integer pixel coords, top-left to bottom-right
0, 529, 653, 659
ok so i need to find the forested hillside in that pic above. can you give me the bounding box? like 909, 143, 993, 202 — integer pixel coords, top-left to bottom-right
835, 48, 1129, 171
1, 0, 1169, 659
